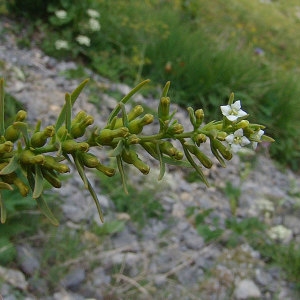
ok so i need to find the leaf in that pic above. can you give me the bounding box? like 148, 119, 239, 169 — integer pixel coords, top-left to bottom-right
86, 178, 104, 223
156, 143, 165, 181
26, 167, 59, 226
55, 78, 90, 130
65, 93, 72, 133
73, 153, 89, 189
32, 165, 44, 199
0, 193, 7, 224
0, 155, 19, 175
107, 79, 150, 124
35, 195, 59, 226
73, 154, 104, 222
161, 81, 170, 98
117, 155, 128, 194
110, 139, 124, 157
182, 144, 209, 186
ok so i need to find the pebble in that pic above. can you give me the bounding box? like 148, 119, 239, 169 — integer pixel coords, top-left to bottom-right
234, 279, 261, 299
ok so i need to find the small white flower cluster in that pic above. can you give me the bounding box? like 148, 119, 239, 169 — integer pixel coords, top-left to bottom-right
220, 100, 264, 153
76, 35, 91, 47
87, 9, 101, 32
54, 7, 101, 50
268, 225, 293, 244
55, 10, 67, 19
55, 39, 69, 50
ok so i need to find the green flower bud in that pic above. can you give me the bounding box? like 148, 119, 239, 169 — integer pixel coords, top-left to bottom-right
62, 140, 89, 153
56, 126, 68, 139
128, 105, 144, 121
43, 155, 70, 173
4, 125, 20, 142
187, 107, 196, 127
41, 169, 62, 188
167, 122, 184, 135
126, 134, 140, 145
212, 139, 232, 160
71, 115, 94, 138
122, 149, 150, 174
184, 143, 213, 168
175, 151, 184, 160
128, 114, 154, 134
20, 150, 45, 165
71, 111, 88, 125
96, 127, 129, 145
80, 153, 99, 168
31, 126, 55, 148
217, 131, 227, 141
158, 97, 170, 121
159, 141, 179, 157
95, 163, 116, 177
235, 120, 249, 129
15, 110, 27, 121
195, 109, 204, 127
13, 177, 30, 196
193, 133, 207, 146
0, 141, 14, 153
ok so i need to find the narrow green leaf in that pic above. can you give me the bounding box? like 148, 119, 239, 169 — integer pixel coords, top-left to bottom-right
182, 144, 209, 186
0, 182, 13, 190
0, 193, 7, 224
55, 78, 90, 130
86, 178, 104, 223
210, 143, 226, 168
33, 165, 44, 199
35, 195, 59, 226
120, 103, 129, 128
107, 79, 150, 124
0, 78, 5, 136
161, 81, 170, 98
117, 155, 128, 194
0, 155, 19, 175
65, 93, 72, 133
156, 143, 165, 181
27, 168, 59, 226
73, 153, 89, 188
110, 139, 124, 157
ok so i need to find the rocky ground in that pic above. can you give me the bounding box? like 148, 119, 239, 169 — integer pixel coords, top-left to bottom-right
1, 18, 300, 300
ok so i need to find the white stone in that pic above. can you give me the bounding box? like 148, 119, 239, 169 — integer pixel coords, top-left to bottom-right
234, 279, 261, 299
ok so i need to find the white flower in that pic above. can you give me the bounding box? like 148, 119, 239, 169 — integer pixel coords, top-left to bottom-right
89, 18, 101, 31
55, 10, 67, 19
87, 9, 100, 18
76, 35, 91, 47
55, 40, 69, 50
268, 225, 293, 244
251, 129, 264, 150
221, 100, 247, 122
225, 128, 250, 153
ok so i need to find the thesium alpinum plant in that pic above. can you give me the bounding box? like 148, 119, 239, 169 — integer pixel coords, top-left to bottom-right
0, 78, 274, 226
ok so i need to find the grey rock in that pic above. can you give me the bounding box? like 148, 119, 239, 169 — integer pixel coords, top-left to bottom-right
0, 266, 28, 290
16, 245, 40, 276
183, 232, 205, 250
234, 279, 261, 299
61, 268, 86, 291
255, 268, 272, 286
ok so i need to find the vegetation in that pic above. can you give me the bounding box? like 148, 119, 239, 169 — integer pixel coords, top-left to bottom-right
3, 0, 300, 169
